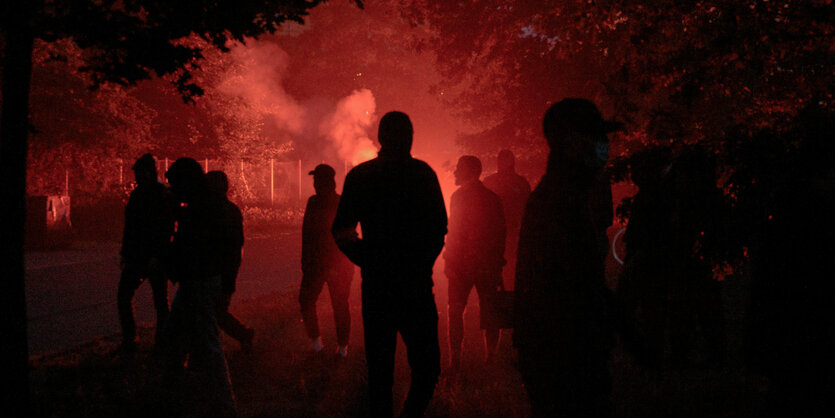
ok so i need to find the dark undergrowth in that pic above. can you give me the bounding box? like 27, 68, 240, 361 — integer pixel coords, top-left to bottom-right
30, 285, 768, 417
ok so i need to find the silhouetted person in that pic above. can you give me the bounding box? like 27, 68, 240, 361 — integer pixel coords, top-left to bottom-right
483, 149, 530, 290
589, 142, 615, 282
617, 146, 676, 364
300, 164, 354, 358
207, 170, 254, 353
666, 147, 727, 368
332, 111, 447, 418
745, 108, 835, 417
514, 99, 622, 417
445, 155, 505, 368
118, 153, 174, 353
159, 158, 235, 416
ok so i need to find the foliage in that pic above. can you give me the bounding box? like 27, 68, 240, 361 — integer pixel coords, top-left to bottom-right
29, 0, 365, 100
27, 39, 158, 197
29, 247, 768, 417
242, 205, 304, 230
401, 0, 834, 160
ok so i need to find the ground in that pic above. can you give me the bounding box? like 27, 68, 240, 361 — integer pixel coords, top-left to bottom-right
27, 226, 767, 417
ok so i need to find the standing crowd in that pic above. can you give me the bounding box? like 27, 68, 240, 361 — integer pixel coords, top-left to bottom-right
114, 97, 832, 417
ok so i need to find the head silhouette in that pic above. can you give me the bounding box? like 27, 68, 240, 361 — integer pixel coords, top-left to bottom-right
378, 111, 413, 158
543, 98, 622, 167
497, 149, 515, 173
206, 170, 229, 198
630, 146, 672, 189
165, 158, 207, 203
309, 164, 336, 195
454, 155, 482, 186
132, 153, 157, 185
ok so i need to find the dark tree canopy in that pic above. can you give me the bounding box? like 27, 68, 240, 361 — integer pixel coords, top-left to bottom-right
25, 0, 363, 98
402, 0, 834, 156
0, 0, 361, 413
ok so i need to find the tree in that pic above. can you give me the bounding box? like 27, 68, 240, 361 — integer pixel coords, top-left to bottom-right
0, 0, 361, 412
27, 39, 159, 198
401, 0, 833, 165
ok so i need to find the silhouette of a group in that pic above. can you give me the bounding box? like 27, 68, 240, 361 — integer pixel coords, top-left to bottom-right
115, 98, 835, 417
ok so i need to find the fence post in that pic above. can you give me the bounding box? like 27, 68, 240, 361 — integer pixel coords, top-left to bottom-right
64, 169, 69, 196
270, 158, 275, 206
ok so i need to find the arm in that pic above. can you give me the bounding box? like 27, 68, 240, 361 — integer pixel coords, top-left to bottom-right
222, 204, 244, 294
493, 196, 507, 271
443, 191, 462, 274
331, 172, 366, 267
301, 197, 315, 273
512, 199, 535, 347
120, 194, 134, 265
426, 169, 448, 265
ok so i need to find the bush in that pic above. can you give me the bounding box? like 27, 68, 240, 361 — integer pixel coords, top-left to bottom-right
242, 205, 304, 231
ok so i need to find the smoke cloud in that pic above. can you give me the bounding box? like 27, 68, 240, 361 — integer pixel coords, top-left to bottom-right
320, 89, 377, 166
215, 41, 378, 168
218, 41, 306, 135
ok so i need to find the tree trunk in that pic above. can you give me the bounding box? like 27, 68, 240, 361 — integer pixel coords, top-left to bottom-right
1, 1, 36, 414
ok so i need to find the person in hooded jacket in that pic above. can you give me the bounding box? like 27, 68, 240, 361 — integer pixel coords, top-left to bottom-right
332, 111, 447, 418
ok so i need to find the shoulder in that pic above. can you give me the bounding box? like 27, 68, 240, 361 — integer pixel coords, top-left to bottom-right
226, 200, 242, 217
478, 183, 503, 208
450, 187, 463, 202
411, 158, 438, 175
525, 183, 551, 210
483, 172, 500, 184
348, 158, 379, 177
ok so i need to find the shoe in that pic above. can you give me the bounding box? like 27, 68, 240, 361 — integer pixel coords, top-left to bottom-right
114, 340, 138, 357
312, 337, 324, 353
240, 328, 255, 354
335, 345, 348, 359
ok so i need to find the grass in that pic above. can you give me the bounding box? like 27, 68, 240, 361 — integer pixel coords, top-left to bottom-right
30, 279, 768, 417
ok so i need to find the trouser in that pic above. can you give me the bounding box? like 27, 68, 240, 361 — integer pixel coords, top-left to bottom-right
299, 269, 352, 346
158, 275, 236, 414
118, 261, 169, 345
669, 260, 725, 368
217, 294, 251, 343
503, 228, 520, 290
518, 349, 611, 418
447, 270, 501, 362
362, 284, 441, 418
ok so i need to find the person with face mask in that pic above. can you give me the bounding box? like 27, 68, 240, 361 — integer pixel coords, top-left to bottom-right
513, 99, 623, 417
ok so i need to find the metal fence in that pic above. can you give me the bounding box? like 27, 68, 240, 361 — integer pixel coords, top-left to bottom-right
30, 157, 355, 208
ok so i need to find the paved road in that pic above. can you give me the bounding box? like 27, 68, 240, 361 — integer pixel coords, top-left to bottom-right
25, 228, 302, 355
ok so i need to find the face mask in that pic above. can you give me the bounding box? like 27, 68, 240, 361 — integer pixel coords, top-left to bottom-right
594, 141, 610, 168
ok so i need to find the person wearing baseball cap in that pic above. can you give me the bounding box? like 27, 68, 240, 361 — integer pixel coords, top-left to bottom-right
300, 164, 354, 358
514, 99, 623, 417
